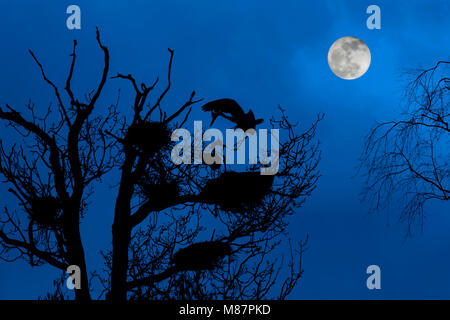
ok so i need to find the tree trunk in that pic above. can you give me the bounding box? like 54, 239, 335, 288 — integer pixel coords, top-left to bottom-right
62, 199, 91, 301
110, 175, 134, 301
64, 208, 91, 300
73, 242, 91, 301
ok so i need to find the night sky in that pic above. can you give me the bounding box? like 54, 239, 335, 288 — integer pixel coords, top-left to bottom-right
0, 0, 449, 299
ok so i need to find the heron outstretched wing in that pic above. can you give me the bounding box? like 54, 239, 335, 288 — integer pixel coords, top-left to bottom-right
202, 99, 245, 118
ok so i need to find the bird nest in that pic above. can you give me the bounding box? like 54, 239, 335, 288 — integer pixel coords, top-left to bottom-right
29, 196, 61, 227
125, 121, 172, 157
137, 180, 180, 211
200, 171, 274, 212
172, 241, 232, 271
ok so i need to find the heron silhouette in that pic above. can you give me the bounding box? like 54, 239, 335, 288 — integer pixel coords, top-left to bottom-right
202, 98, 264, 131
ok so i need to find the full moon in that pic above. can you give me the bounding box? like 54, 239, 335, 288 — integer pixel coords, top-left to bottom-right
328, 36, 371, 80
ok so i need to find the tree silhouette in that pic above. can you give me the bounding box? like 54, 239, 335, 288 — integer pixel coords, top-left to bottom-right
0, 30, 323, 300
360, 60, 449, 232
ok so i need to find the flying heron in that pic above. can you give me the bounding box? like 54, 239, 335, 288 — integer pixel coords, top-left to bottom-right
202, 98, 264, 131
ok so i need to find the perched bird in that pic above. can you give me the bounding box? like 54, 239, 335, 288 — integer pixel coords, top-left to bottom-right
207, 149, 221, 171
201, 98, 264, 131
171, 241, 232, 271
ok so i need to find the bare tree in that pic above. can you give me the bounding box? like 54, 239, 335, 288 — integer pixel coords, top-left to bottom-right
0, 28, 114, 300
360, 60, 449, 232
0, 30, 323, 300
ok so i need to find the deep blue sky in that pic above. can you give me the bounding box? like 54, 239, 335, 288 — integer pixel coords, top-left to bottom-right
0, 0, 449, 299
